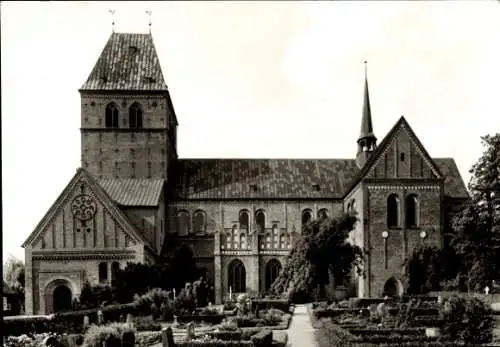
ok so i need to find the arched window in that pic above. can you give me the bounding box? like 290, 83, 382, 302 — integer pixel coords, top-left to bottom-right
387, 194, 400, 228
240, 234, 246, 249
226, 230, 233, 249
265, 259, 282, 291
255, 210, 265, 232
351, 200, 357, 214
111, 262, 120, 286
266, 233, 272, 249
406, 194, 419, 228
129, 103, 143, 128
302, 209, 312, 227
176, 210, 190, 236
228, 259, 246, 293
105, 103, 119, 128
193, 210, 206, 233
318, 208, 328, 219
279, 233, 286, 249
239, 210, 249, 230
98, 262, 108, 282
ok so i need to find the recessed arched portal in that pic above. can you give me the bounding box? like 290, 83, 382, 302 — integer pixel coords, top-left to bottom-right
53, 285, 72, 313
44, 278, 75, 314
228, 259, 246, 293
383, 277, 404, 298
265, 259, 282, 291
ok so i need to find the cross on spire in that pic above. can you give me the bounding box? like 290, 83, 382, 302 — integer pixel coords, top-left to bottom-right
145, 10, 152, 33
109, 9, 115, 33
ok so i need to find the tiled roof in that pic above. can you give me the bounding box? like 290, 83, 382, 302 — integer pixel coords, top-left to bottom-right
98, 178, 165, 206
434, 158, 469, 199
170, 159, 360, 199
170, 157, 468, 200
80, 33, 168, 91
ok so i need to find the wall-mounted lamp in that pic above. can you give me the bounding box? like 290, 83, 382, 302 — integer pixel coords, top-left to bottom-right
382, 231, 389, 269
419, 231, 427, 239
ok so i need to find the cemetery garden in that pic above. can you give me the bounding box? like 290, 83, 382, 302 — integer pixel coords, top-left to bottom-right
3, 134, 500, 347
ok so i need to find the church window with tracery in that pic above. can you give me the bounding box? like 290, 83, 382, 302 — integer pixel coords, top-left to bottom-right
105, 103, 119, 128
129, 103, 143, 128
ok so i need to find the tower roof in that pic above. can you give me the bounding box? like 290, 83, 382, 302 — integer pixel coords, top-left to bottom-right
358, 62, 375, 141
80, 32, 168, 92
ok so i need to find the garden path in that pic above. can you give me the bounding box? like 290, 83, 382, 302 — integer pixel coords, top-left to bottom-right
283, 304, 318, 347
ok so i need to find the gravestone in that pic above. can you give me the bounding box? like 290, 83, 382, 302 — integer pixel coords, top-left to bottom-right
126, 313, 134, 328
97, 310, 104, 325
162, 327, 174, 347
83, 315, 90, 329
186, 322, 195, 340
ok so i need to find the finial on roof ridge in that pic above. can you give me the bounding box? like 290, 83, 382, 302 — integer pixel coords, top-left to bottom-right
109, 9, 116, 33
145, 10, 152, 34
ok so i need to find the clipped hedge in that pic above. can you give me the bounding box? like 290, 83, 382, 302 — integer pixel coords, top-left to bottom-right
249, 329, 273, 347
4, 302, 138, 337
176, 342, 253, 347
251, 299, 291, 313
176, 314, 225, 325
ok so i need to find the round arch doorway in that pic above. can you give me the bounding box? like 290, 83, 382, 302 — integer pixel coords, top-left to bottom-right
383, 277, 404, 298
52, 285, 72, 313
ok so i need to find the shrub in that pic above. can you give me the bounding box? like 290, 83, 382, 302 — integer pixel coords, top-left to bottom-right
315, 318, 355, 347
134, 320, 162, 331
262, 308, 283, 326
439, 293, 494, 344
133, 288, 171, 315
82, 323, 135, 347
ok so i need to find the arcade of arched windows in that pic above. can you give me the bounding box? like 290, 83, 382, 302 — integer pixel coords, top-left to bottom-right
386, 193, 420, 229
103, 102, 144, 129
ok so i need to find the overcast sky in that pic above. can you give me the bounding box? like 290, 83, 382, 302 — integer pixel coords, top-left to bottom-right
2, 1, 500, 262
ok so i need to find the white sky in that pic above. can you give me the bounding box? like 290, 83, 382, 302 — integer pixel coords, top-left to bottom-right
2, 1, 500, 263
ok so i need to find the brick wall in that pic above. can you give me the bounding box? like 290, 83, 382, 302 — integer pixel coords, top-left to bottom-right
365, 183, 442, 297
80, 93, 177, 179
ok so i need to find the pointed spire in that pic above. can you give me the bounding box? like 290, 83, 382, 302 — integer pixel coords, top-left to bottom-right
360, 61, 375, 140
356, 61, 377, 168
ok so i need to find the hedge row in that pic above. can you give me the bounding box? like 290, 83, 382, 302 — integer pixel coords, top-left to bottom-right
4, 303, 138, 337
251, 299, 291, 313
313, 307, 439, 319
176, 314, 225, 325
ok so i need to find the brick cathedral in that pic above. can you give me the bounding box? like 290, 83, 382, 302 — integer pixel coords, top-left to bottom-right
22, 32, 468, 314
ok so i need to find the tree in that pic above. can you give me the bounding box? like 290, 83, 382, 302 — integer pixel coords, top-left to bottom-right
169, 244, 200, 290
271, 213, 364, 302
450, 133, 500, 291
3, 256, 25, 294
407, 246, 443, 294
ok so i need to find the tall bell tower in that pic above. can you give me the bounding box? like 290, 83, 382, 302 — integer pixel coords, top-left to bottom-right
79, 32, 178, 180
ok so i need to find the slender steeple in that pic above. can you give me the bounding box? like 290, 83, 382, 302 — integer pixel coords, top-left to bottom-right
356, 61, 377, 168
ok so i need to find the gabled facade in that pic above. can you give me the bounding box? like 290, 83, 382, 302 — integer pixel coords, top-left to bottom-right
22, 31, 469, 314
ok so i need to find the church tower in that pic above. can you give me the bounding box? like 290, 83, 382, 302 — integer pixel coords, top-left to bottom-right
356, 62, 377, 168
79, 32, 178, 180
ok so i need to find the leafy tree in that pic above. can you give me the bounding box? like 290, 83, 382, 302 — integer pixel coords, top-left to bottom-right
449, 133, 500, 291
169, 244, 200, 290
271, 213, 364, 302
3, 256, 25, 294
407, 246, 443, 294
